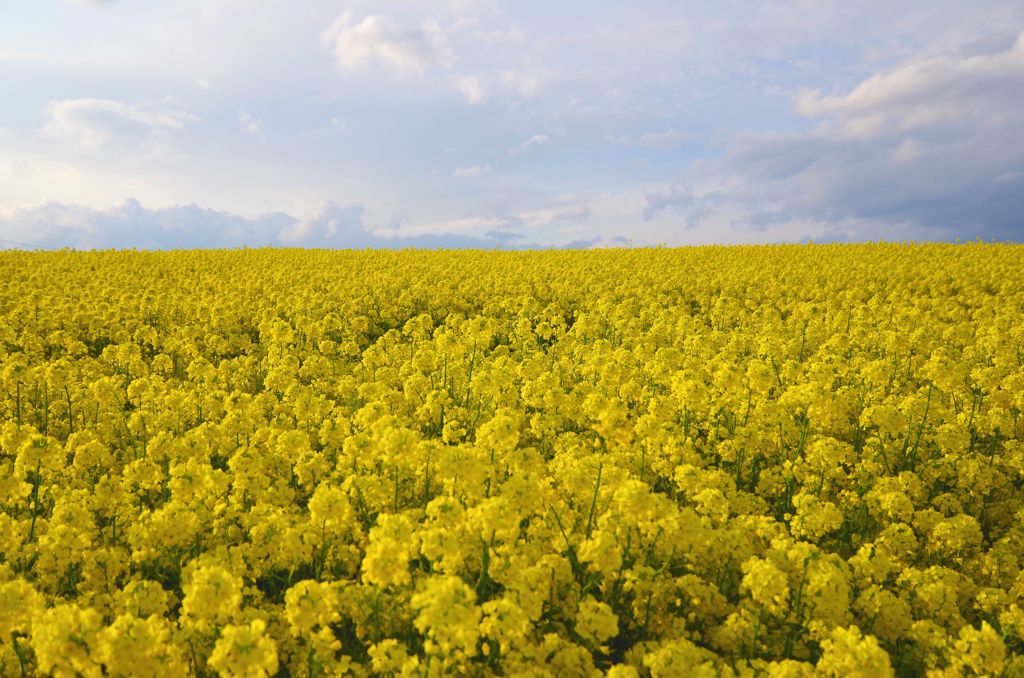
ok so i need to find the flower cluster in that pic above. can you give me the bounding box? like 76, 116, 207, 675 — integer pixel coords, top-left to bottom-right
1, 243, 1023, 676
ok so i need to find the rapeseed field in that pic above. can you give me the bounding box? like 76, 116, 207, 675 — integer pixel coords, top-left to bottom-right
1, 244, 1022, 676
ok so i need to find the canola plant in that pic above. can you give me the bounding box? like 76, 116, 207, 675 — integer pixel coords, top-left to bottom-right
0, 244, 1023, 677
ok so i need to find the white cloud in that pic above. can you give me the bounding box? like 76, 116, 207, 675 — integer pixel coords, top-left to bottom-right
453, 75, 485, 104
0, 183, 632, 250
453, 164, 490, 177
322, 12, 455, 76
471, 25, 525, 45
278, 201, 366, 245
638, 129, 688, 149
0, 199, 290, 249
239, 111, 261, 134
451, 70, 544, 104
794, 31, 1024, 138
42, 98, 196, 152
510, 133, 550, 155
500, 70, 542, 98
611, 128, 689, 150
400, 200, 596, 237
554, 205, 592, 223
0, 199, 539, 250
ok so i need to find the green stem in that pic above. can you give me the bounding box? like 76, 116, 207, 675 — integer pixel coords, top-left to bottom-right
585, 462, 602, 540
393, 464, 400, 513
797, 319, 808, 362
422, 446, 432, 508
25, 462, 42, 544
907, 383, 933, 470
11, 633, 28, 678
65, 385, 74, 434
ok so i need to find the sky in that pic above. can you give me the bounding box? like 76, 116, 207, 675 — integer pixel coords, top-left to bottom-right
1, 0, 1022, 249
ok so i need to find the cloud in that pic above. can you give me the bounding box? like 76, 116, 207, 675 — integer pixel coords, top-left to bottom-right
274, 201, 576, 249
650, 32, 1024, 241
637, 129, 688, 149
562, 237, 601, 249
0, 199, 289, 249
453, 75, 485, 104
42, 98, 196, 152
11, 3, 1024, 247
322, 12, 455, 76
239, 111, 261, 135
485, 230, 524, 244
470, 25, 525, 45
554, 205, 592, 223
277, 202, 367, 245
499, 70, 542, 98
61, 0, 115, 6
0, 199, 590, 250
451, 69, 544, 105
643, 188, 713, 226
453, 164, 490, 177
612, 129, 689, 150
404, 198, 601, 243
510, 133, 549, 155
643, 188, 694, 221
794, 32, 1024, 139
959, 31, 1021, 58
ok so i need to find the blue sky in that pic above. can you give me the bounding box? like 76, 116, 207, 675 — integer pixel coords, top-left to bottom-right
1, 0, 1022, 248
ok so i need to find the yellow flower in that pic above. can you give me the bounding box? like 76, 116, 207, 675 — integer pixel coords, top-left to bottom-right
741, 557, 789, 616
181, 565, 243, 631
947, 622, 1006, 676
284, 579, 339, 637
642, 637, 720, 677
0, 578, 42, 638
789, 492, 844, 541
369, 638, 416, 674
816, 626, 893, 678
480, 597, 531, 653
411, 575, 481, 657
4, 245, 1024, 674
746, 359, 776, 395
96, 613, 187, 678
575, 596, 618, 645
31, 603, 104, 678
362, 513, 419, 589
579, 529, 623, 577
207, 619, 279, 678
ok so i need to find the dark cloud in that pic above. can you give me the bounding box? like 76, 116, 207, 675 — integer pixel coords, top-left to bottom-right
959, 31, 1021, 58
643, 188, 714, 227
648, 32, 1024, 242
561, 237, 601, 249
485, 230, 525, 244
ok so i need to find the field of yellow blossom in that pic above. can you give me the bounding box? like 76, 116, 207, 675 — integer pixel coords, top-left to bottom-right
1, 244, 1023, 677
